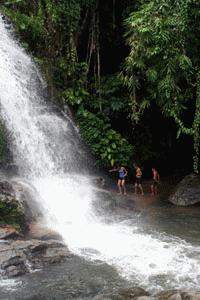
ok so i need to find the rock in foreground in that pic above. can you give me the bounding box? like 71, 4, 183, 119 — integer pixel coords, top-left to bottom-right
168, 174, 200, 206
0, 237, 72, 278
94, 287, 149, 300
95, 289, 200, 300
0, 180, 27, 231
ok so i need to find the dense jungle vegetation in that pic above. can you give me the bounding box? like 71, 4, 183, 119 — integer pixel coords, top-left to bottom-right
1, 0, 200, 178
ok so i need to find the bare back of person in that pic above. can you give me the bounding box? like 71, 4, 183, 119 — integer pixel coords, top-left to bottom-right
151, 168, 160, 195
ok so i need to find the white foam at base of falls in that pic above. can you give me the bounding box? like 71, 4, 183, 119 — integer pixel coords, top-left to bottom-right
33, 175, 200, 292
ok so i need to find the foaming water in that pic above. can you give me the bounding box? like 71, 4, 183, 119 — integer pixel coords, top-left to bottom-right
33, 175, 200, 292
0, 15, 200, 293
0, 278, 21, 291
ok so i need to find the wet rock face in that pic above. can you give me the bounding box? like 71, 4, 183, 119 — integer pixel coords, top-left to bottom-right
26, 223, 63, 241
0, 238, 72, 278
0, 181, 15, 196
0, 179, 42, 231
156, 290, 182, 300
111, 287, 150, 300
0, 180, 27, 231
168, 174, 200, 206
1, 14, 12, 30
0, 226, 20, 239
91, 176, 106, 188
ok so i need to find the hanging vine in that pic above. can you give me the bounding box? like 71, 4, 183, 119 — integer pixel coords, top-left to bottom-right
193, 72, 200, 173
86, 0, 101, 110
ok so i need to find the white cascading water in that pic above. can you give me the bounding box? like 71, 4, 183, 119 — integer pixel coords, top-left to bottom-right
1, 16, 200, 293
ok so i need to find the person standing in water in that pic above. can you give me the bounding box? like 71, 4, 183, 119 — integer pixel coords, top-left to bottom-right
134, 164, 144, 195
151, 167, 160, 195
109, 165, 128, 195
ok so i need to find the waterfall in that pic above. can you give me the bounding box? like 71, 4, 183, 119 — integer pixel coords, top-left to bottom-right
1, 15, 200, 293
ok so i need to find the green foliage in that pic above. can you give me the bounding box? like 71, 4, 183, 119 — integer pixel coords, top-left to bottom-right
193, 72, 200, 174
63, 87, 89, 106
62, 62, 89, 105
0, 199, 25, 231
87, 76, 129, 116
1, 7, 45, 51
123, 0, 200, 172
77, 109, 134, 167
46, 0, 81, 29
123, 0, 194, 119
5, 0, 25, 5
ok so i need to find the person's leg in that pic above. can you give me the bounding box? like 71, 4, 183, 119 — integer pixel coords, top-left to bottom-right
121, 180, 127, 195
154, 182, 158, 194
151, 183, 154, 195
139, 184, 144, 195
117, 179, 122, 194
134, 183, 137, 194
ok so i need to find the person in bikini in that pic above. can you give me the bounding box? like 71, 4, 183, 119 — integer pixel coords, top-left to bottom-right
109, 165, 128, 195
134, 164, 144, 195
151, 167, 160, 195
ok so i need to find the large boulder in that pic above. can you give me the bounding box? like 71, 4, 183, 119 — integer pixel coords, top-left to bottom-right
94, 289, 200, 300
168, 174, 200, 206
0, 226, 20, 239
0, 180, 27, 231
0, 238, 72, 278
156, 290, 200, 300
0, 178, 42, 232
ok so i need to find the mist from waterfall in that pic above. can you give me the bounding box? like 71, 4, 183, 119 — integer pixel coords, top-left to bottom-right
1, 15, 200, 293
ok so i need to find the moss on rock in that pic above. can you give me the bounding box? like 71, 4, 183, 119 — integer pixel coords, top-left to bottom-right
0, 181, 27, 232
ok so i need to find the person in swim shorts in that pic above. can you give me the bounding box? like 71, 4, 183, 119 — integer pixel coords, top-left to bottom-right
134, 164, 144, 195
109, 165, 128, 195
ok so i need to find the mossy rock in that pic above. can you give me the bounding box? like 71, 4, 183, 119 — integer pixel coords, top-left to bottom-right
0, 181, 27, 232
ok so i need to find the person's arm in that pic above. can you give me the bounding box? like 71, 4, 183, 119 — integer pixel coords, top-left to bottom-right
109, 167, 118, 172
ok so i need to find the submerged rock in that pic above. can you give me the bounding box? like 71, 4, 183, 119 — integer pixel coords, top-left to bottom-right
156, 290, 182, 300
94, 289, 200, 300
181, 291, 200, 300
94, 287, 149, 300
168, 174, 200, 206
